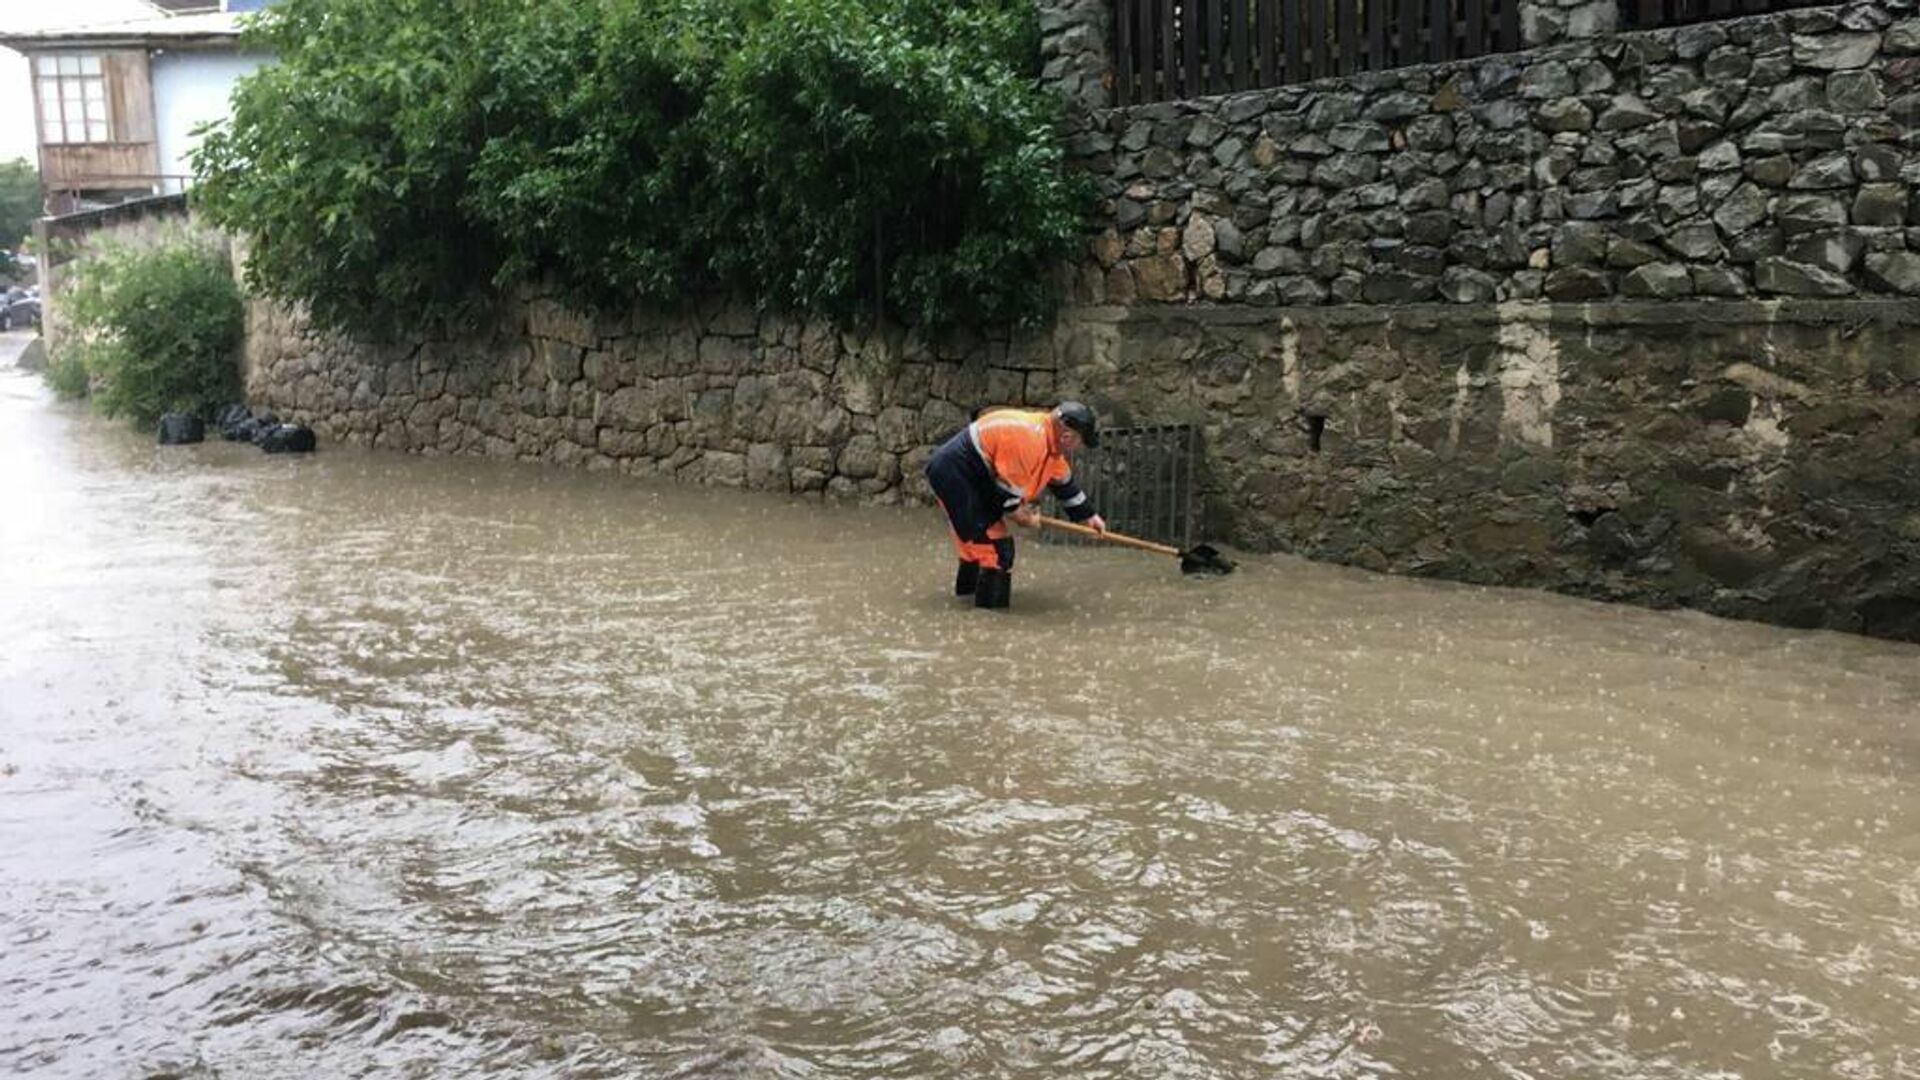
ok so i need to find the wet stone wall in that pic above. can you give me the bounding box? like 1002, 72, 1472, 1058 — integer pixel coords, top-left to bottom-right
246, 293, 1920, 641
1063, 0, 1920, 308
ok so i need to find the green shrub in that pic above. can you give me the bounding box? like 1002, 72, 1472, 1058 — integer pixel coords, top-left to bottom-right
192, 0, 1088, 336
44, 346, 90, 400
51, 238, 244, 427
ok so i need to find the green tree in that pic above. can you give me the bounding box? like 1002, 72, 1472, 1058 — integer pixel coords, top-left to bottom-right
0, 159, 43, 275
192, 0, 1088, 337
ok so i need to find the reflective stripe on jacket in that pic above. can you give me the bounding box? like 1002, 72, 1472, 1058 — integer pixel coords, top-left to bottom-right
965, 409, 1095, 521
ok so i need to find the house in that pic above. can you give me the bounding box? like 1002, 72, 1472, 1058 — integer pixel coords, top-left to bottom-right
0, 1, 274, 214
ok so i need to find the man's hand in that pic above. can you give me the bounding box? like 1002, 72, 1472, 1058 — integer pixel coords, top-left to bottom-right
1009, 506, 1040, 528
1087, 514, 1107, 533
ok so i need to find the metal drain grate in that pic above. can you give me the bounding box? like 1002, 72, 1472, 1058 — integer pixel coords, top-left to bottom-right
1042, 423, 1199, 549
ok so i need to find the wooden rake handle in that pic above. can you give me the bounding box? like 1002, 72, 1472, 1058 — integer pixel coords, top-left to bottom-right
1035, 515, 1182, 559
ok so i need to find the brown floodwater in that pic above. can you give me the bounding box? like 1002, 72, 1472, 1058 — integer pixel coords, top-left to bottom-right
3, 345, 1918, 1079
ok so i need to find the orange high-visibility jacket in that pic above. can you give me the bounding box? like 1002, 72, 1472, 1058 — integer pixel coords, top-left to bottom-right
967, 408, 1084, 511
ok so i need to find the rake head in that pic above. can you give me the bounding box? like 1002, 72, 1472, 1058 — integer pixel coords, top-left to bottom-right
1179, 544, 1236, 576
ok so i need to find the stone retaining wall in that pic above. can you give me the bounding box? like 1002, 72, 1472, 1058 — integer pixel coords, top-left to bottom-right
1063, 0, 1920, 310
247, 291, 1920, 640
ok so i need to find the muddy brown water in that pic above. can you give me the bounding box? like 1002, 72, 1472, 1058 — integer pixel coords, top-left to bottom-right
3, 351, 1918, 1079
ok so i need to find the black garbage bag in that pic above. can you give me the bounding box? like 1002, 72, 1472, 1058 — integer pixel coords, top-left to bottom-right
215, 403, 253, 440
259, 424, 317, 454
247, 411, 281, 445
157, 413, 206, 445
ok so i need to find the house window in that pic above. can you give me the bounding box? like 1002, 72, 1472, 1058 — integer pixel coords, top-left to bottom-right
34, 55, 111, 145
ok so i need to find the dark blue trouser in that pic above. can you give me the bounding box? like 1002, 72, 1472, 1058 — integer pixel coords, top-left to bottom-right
925, 432, 1016, 571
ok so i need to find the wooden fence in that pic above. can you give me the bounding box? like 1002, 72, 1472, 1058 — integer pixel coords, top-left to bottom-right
1111, 0, 1522, 104
1110, 0, 1834, 104
1620, 0, 1826, 29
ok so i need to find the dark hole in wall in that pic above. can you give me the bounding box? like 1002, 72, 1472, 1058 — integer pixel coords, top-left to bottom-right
1304, 414, 1326, 453
1569, 507, 1608, 528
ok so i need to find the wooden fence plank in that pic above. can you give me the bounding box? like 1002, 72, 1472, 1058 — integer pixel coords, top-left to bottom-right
1167, 0, 1182, 96
1259, 0, 1279, 86
1498, 0, 1520, 47
1138, 0, 1157, 100
1233, 0, 1252, 90
1338, 0, 1359, 73
1366, 0, 1387, 70
1464, 0, 1483, 57
1207, 0, 1225, 93
1284, 0, 1305, 82
1428, 0, 1449, 60
1308, 0, 1329, 79
1400, 0, 1420, 65
1115, 0, 1135, 104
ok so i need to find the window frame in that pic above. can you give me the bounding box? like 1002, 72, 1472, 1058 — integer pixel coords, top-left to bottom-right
33, 53, 113, 147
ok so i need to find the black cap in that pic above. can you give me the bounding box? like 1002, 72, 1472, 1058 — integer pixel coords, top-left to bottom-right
1054, 401, 1100, 448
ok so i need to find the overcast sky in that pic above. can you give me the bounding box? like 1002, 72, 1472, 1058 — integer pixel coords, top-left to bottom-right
0, 0, 160, 166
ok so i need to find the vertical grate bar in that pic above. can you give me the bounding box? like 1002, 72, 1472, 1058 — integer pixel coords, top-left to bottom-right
1040, 424, 1203, 550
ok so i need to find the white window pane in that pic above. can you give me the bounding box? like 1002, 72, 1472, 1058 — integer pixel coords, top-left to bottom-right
43, 121, 63, 143
32, 57, 48, 76
38, 78, 59, 107
84, 79, 105, 102
58, 55, 79, 75
88, 121, 108, 142
78, 55, 101, 75
66, 119, 85, 143
84, 100, 106, 124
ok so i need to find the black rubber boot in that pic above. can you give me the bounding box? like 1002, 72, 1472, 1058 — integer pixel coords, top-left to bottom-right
974, 569, 1011, 610
955, 561, 981, 597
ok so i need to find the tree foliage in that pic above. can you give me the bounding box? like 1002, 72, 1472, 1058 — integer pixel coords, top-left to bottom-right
191, 0, 1088, 338
0, 159, 42, 274
51, 237, 244, 426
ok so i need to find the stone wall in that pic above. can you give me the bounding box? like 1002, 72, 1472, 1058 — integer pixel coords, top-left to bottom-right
238, 0, 1920, 641
246, 289, 1920, 640
1065, 0, 1920, 309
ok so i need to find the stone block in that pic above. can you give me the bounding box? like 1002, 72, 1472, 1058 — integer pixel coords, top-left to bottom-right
1790, 32, 1880, 70
1535, 98, 1594, 132
1864, 251, 1920, 293
1691, 265, 1751, 296
1545, 267, 1612, 300
1853, 183, 1909, 226
1775, 193, 1850, 236
1754, 256, 1855, 295
1620, 263, 1695, 298
1786, 228, 1865, 273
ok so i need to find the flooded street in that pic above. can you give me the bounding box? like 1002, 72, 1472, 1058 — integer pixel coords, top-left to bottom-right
3, 337, 1918, 1079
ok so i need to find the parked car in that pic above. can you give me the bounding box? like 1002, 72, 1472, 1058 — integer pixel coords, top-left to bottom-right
2, 287, 40, 332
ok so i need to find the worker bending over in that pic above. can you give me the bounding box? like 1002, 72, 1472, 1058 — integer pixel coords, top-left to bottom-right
923, 401, 1107, 609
